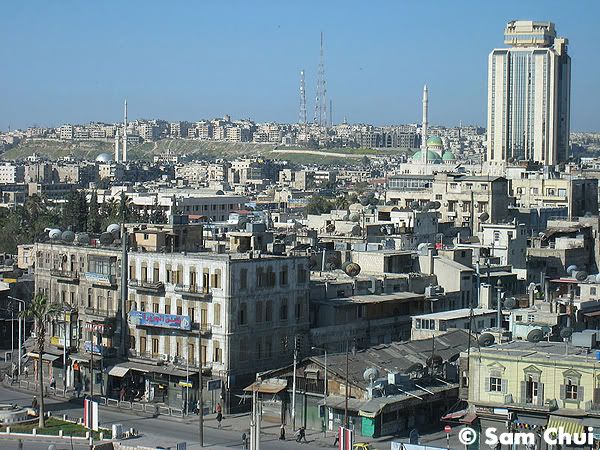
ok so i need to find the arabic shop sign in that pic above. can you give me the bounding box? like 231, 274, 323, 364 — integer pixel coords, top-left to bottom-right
128, 311, 192, 331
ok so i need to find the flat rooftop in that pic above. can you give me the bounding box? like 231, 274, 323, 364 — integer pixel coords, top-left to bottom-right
413, 308, 496, 320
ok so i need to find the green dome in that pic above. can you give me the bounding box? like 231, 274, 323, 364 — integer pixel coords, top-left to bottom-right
426, 135, 444, 149
442, 150, 456, 161
411, 150, 443, 164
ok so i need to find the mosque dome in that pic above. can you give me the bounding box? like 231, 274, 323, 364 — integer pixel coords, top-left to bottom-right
411, 150, 443, 164
442, 150, 456, 162
426, 135, 444, 150
95, 153, 113, 163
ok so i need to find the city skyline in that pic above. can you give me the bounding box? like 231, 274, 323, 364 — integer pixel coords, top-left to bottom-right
1, 1, 599, 131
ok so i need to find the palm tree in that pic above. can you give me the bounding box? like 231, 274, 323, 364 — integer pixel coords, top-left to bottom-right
20, 293, 62, 428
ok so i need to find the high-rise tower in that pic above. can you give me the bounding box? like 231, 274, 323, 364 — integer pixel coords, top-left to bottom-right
487, 21, 571, 166
421, 85, 429, 165
314, 32, 327, 127
114, 129, 120, 162
122, 100, 128, 162
299, 69, 307, 141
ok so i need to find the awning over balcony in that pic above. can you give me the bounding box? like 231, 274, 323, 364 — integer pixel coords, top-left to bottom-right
244, 378, 287, 394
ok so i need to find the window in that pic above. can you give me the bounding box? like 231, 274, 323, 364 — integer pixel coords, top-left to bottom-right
213, 342, 222, 363
565, 379, 578, 400
189, 307, 195, 322
177, 305, 182, 315
280, 299, 288, 321
152, 338, 159, 355
527, 314, 535, 323
240, 269, 248, 290
297, 265, 307, 283
152, 303, 159, 313
164, 304, 171, 315
211, 269, 222, 288
213, 303, 221, 326
239, 303, 247, 325
490, 377, 502, 392
140, 337, 147, 354
280, 266, 288, 286
591, 287, 597, 296
295, 300, 302, 320
256, 302, 263, 323
265, 300, 272, 322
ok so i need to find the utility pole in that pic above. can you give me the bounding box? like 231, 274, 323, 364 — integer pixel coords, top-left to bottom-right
198, 337, 204, 447
291, 335, 298, 430
344, 340, 349, 428
496, 280, 502, 331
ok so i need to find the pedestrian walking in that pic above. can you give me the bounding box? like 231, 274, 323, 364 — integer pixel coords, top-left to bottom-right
279, 423, 286, 440
216, 410, 223, 429
75, 381, 82, 398
23, 365, 29, 378
334, 428, 340, 445
31, 396, 38, 412
119, 386, 126, 402
295, 426, 307, 443
241, 431, 248, 449
50, 375, 56, 389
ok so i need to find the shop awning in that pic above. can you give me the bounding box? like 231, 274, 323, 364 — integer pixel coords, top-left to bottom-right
547, 416, 584, 436
442, 409, 468, 421
108, 366, 131, 377
26, 352, 60, 362
584, 310, 600, 318
244, 379, 287, 394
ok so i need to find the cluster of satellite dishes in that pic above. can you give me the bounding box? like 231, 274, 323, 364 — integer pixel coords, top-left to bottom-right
410, 200, 441, 212
566, 265, 591, 282
307, 253, 362, 277
359, 192, 379, 208
45, 224, 121, 246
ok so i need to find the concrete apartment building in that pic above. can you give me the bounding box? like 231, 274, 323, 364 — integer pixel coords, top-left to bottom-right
0, 163, 24, 184
463, 341, 600, 447
386, 174, 512, 231
487, 21, 571, 166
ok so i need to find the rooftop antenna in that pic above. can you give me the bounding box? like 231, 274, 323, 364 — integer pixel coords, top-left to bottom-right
314, 32, 327, 127
299, 70, 307, 143
122, 99, 128, 162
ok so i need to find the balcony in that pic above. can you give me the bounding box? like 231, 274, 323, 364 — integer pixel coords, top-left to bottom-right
129, 279, 165, 294
83, 272, 117, 288
174, 284, 212, 301
192, 323, 212, 336
50, 269, 79, 283
83, 307, 117, 320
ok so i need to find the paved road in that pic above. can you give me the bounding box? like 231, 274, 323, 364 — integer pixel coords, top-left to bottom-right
0, 385, 329, 449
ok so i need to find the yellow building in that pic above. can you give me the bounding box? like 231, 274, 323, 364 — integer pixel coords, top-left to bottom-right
463, 340, 600, 448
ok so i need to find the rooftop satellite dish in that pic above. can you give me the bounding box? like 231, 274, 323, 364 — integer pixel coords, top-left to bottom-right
417, 243, 429, 256
410, 201, 420, 211
349, 213, 360, 223
344, 262, 361, 277
49, 229, 62, 240
527, 329, 544, 343
426, 201, 436, 211
61, 230, 75, 242
403, 362, 424, 375
479, 212, 490, 222
363, 367, 379, 383
566, 265, 578, 275
560, 327, 573, 339
431, 201, 441, 210
75, 233, 90, 245
503, 297, 516, 309
478, 333, 495, 347
308, 256, 318, 270
107, 223, 120, 235
426, 354, 443, 367
596, 273, 600, 284
574, 270, 589, 282
99, 232, 114, 245
350, 224, 362, 236
360, 197, 370, 206
325, 223, 335, 233
4, 258, 14, 267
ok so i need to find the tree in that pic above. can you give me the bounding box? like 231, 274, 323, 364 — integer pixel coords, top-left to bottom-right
20, 294, 62, 428
87, 190, 101, 233
305, 195, 334, 215
62, 191, 88, 231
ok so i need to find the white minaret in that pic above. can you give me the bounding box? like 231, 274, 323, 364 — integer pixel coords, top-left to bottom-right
122, 99, 128, 162
421, 84, 428, 165
114, 129, 120, 162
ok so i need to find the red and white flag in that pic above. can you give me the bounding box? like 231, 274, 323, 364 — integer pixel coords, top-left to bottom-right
83, 398, 98, 431
339, 426, 354, 450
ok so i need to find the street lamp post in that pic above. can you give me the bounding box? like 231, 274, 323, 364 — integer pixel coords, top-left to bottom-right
311, 346, 327, 436
7, 296, 25, 376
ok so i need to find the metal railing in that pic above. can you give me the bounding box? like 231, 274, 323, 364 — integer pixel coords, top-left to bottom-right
129, 280, 165, 292
173, 284, 212, 300
50, 269, 79, 281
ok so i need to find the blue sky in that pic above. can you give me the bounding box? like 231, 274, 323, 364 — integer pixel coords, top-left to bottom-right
1, 1, 599, 131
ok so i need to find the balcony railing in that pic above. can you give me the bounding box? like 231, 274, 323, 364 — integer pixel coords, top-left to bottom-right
129, 279, 165, 293
83, 307, 117, 318
173, 284, 212, 301
192, 323, 212, 336
50, 269, 79, 282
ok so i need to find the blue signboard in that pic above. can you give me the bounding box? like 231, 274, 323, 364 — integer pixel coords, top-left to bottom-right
84, 341, 104, 354
128, 311, 192, 331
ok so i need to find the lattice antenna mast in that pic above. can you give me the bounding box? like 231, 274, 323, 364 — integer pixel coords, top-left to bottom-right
314, 32, 327, 127
299, 69, 307, 140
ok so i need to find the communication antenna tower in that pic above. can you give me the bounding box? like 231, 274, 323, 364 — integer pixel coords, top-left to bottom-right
314, 32, 327, 127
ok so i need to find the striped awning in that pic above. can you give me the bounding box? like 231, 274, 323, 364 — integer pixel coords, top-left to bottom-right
547, 416, 584, 436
